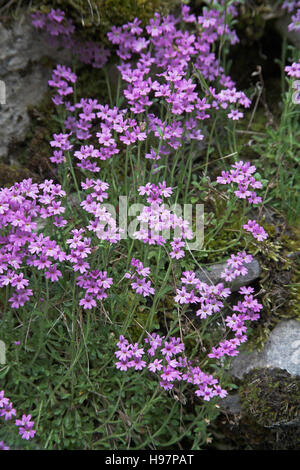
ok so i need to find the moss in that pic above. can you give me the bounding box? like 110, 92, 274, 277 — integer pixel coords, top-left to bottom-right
208, 367, 300, 450
239, 368, 300, 428
289, 262, 300, 320
284, 227, 300, 320
0, 163, 41, 188
85, 0, 178, 27
244, 223, 300, 350
2, 0, 180, 45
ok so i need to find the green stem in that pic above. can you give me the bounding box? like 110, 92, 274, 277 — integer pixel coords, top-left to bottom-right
144, 258, 173, 336
104, 68, 113, 107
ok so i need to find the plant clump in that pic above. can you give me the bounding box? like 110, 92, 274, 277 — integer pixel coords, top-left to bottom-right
239, 367, 300, 428
0, 0, 299, 451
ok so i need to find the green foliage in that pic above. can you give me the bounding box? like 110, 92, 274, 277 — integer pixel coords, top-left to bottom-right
0, 309, 219, 449
251, 46, 300, 223
1, 0, 300, 452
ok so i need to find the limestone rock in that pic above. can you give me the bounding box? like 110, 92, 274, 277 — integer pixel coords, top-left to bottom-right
230, 319, 300, 379
0, 14, 71, 160
195, 258, 261, 292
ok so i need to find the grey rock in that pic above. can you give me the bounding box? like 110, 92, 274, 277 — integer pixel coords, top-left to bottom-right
0, 68, 50, 160
195, 258, 261, 292
230, 319, 300, 379
0, 16, 71, 74
0, 14, 72, 160
220, 393, 241, 416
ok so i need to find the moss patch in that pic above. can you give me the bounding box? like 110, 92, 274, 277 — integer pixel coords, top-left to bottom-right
2, 0, 181, 44
239, 368, 300, 427
235, 368, 300, 447
207, 367, 300, 450
0, 163, 41, 188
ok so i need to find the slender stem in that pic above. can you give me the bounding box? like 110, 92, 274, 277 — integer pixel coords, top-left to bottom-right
144, 257, 173, 336
104, 68, 113, 107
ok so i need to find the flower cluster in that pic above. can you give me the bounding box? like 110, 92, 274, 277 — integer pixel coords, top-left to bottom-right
175, 270, 230, 318
174, 252, 263, 361
80, 178, 123, 243
285, 60, 300, 79
31, 8, 74, 36
125, 258, 155, 297
15, 414, 36, 441
0, 390, 36, 443
115, 334, 227, 400
133, 182, 193, 259
215, 162, 268, 241
216, 160, 263, 204
109, 4, 250, 130
243, 219, 268, 242
208, 285, 262, 359
0, 179, 67, 309
39, 3, 251, 187
31, 9, 110, 69
282, 1, 300, 31
48, 64, 77, 106
77, 269, 113, 310
0, 178, 119, 311
41, 3, 252, 194
220, 250, 254, 282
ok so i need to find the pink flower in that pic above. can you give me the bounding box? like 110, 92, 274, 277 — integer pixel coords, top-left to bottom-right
79, 295, 96, 310
243, 219, 268, 241
45, 264, 62, 282
148, 359, 163, 372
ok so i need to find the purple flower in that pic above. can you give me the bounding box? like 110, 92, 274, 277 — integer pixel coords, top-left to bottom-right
243, 219, 268, 241
18, 425, 36, 441
0, 441, 10, 450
